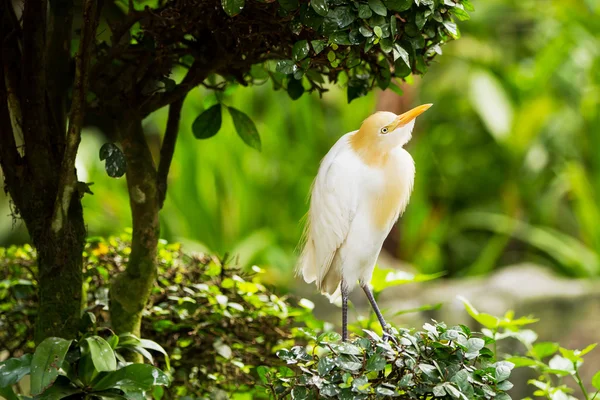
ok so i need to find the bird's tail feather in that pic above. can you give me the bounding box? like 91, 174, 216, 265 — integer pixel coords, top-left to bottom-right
296, 228, 317, 283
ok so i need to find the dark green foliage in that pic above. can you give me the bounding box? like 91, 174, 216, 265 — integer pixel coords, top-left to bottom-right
262, 323, 514, 399
0, 334, 169, 399
99, 143, 127, 178
0, 235, 317, 398
192, 104, 223, 139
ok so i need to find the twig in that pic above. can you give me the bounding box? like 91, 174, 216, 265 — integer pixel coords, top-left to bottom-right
156, 96, 185, 209
51, 0, 103, 233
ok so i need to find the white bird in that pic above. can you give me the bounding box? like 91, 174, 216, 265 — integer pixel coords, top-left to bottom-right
297, 104, 432, 341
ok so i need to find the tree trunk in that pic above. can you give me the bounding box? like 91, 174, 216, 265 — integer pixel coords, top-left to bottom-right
110, 115, 160, 338
32, 200, 86, 343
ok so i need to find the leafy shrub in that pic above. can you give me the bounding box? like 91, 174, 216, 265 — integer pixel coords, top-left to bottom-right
0, 234, 318, 398
261, 299, 600, 400
0, 333, 169, 399
262, 324, 513, 399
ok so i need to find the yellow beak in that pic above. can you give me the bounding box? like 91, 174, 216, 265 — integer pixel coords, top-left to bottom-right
390, 103, 433, 130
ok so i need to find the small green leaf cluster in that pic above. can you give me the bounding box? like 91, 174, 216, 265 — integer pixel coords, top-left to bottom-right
192, 102, 261, 151
0, 333, 169, 400
262, 323, 513, 399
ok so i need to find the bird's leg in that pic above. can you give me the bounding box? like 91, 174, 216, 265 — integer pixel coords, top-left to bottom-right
341, 279, 349, 342
361, 284, 393, 340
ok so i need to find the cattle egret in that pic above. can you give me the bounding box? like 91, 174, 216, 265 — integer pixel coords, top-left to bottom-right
297, 104, 432, 341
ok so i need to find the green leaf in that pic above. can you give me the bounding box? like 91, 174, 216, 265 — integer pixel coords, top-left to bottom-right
317, 357, 336, 376
277, 0, 299, 11
0, 354, 32, 388
382, 0, 411, 12
192, 104, 222, 139
368, 0, 387, 16
336, 355, 362, 371
458, 296, 500, 330
30, 337, 72, 396
371, 266, 444, 293
318, 331, 341, 343
358, 4, 372, 18
330, 31, 351, 45
366, 354, 386, 372
393, 44, 410, 67
530, 342, 559, 359
390, 16, 397, 37
579, 343, 597, 356
292, 40, 310, 61
99, 143, 126, 178
592, 371, 600, 390
276, 59, 296, 75
287, 78, 304, 100
311, 0, 328, 16
256, 366, 270, 384
374, 26, 383, 38
35, 379, 82, 400
443, 20, 459, 39
335, 342, 362, 355
139, 339, 170, 371
227, 107, 261, 151
505, 356, 542, 368
85, 336, 117, 372
221, 0, 244, 16
466, 338, 485, 353
93, 364, 170, 392
310, 40, 326, 55
0, 386, 19, 400
327, 6, 355, 28
494, 361, 514, 382
452, 7, 470, 21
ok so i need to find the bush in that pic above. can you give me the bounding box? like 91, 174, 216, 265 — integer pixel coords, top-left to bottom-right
3, 237, 600, 399
0, 234, 319, 398
262, 323, 513, 399
261, 301, 600, 400
0, 333, 169, 400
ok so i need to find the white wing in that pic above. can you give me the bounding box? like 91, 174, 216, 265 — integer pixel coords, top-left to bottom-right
297, 133, 360, 296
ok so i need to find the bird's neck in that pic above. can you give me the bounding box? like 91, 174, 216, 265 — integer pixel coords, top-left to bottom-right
348, 130, 393, 168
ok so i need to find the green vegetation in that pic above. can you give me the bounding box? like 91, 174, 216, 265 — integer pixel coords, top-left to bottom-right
2, 240, 599, 399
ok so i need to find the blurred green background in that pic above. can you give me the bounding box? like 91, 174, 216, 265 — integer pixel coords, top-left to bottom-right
1, 0, 599, 288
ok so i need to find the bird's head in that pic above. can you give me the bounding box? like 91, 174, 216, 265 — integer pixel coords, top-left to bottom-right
349, 104, 432, 166
358, 104, 433, 149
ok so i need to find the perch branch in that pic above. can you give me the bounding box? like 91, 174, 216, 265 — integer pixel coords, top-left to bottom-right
157, 96, 185, 209
51, 0, 103, 233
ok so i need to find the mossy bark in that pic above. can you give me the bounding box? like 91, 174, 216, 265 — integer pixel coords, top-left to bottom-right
110, 116, 159, 339
33, 202, 86, 343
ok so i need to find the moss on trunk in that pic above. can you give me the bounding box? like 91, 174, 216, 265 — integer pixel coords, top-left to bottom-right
110, 116, 159, 340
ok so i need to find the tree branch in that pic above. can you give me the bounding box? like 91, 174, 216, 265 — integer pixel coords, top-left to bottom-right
21, 0, 52, 176
157, 96, 185, 209
0, 0, 24, 208
46, 0, 75, 141
139, 61, 215, 116
51, 0, 103, 233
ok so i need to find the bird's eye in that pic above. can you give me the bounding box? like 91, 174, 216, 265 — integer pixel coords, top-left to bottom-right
381, 127, 388, 134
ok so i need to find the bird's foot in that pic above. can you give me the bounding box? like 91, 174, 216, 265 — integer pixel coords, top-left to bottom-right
382, 325, 398, 343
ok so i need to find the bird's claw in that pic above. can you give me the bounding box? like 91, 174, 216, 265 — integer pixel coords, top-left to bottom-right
382, 326, 398, 344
